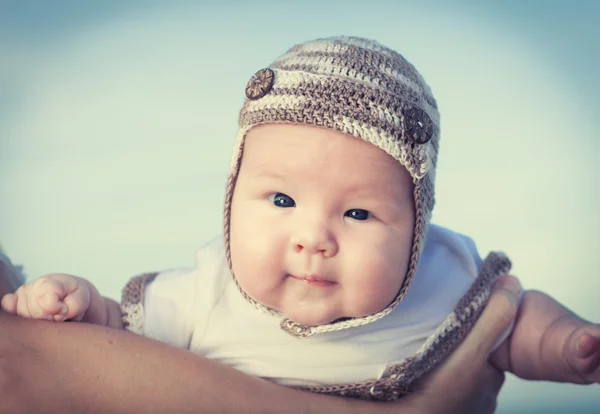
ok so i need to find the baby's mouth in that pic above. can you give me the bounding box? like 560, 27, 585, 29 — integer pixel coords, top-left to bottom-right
289, 273, 337, 287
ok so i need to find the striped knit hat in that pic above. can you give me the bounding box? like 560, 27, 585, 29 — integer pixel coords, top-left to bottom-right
224, 36, 440, 338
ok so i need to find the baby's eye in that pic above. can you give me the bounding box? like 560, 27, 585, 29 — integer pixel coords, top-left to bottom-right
269, 193, 296, 208
345, 209, 371, 221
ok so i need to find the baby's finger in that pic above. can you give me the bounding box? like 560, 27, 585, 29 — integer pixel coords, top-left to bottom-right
450, 275, 522, 368
15, 287, 35, 318
0, 292, 18, 313
35, 290, 68, 319
60, 285, 90, 321
26, 280, 63, 319
23, 276, 73, 319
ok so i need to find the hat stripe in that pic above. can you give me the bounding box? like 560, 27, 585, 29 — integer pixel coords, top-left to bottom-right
274, 57, 430, 106
270, 65, 438, 123
275, 51, 424, 92
273, 39, 436, 108
281, 36, 402, 65
244, 85, 406, 133
241, 92, 308, 114
252, 68, 439, 127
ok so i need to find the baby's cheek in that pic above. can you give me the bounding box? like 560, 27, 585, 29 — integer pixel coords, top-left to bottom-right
231, 227, 284, 302
344, 256, 403, 316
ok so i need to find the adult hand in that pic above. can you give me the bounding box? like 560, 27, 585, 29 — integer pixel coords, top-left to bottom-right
398, 274, 522, 414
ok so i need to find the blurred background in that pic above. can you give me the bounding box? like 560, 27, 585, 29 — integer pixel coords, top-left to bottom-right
0, 1, 598, 412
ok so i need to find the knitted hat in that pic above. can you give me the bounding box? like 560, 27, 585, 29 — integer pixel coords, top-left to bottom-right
224, 36, 440, 338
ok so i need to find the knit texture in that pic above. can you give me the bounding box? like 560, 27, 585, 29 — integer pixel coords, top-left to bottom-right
121, 272, 159, 334
223, 36, 440, 337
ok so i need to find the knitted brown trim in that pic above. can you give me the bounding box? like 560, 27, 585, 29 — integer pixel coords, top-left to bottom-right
121, 272, 159, 334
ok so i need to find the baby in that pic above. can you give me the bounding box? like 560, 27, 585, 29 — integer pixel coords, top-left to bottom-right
2, 36, 598, 400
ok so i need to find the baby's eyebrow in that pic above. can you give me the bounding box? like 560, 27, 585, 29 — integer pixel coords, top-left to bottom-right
344, 177, 394, 196
246, 168, 287, 180
354, 192, 403, 210
344, 181, 411, 207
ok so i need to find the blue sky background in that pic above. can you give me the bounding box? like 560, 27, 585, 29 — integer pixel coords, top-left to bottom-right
0, 1, 598, 411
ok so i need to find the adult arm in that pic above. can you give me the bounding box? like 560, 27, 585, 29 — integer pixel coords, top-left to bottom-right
0, 272, 520, 414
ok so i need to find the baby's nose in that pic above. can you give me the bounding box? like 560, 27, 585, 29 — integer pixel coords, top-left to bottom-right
292, 223, 338, 258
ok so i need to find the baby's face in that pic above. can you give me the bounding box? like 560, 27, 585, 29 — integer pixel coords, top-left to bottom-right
229, 124, 415, 326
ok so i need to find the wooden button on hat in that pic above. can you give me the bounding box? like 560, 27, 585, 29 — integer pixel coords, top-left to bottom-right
245, 68, 275, 100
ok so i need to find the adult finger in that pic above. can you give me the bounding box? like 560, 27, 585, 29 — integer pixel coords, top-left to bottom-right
445, 274, 522, 371
483, 360, 506, 396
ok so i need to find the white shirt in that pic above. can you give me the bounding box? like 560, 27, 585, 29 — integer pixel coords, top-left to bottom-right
140, 224, 501, 387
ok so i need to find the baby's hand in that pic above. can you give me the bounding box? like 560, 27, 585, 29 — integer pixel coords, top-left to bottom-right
0, 273, 91, 322
567, 325, 600, 384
